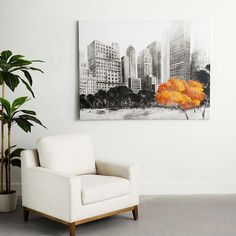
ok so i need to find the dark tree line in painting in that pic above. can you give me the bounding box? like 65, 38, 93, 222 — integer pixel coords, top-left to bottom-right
80, 64, 210, 110
192, 64, 210, 105
80, 86, 156, 109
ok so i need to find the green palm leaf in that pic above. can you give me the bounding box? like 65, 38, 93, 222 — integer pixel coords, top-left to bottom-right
11, 158, 21, 167
9, 55, 24, 63
1, 50, 12, 61
10, 59, 32, 67
4, 145, 17, 158
21, 70, 33, 86
10, 148, 24, 159
0, 71, 3, 85
0, 50, 44, 96
14, 118, 33, 133
19, 114, 46, 128
18, 77, 35, 98
3, 72, 19, 91
0, 97, 11, 116
12, 97, 29, 112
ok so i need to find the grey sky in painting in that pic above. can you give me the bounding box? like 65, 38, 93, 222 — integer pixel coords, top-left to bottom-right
79, 20, 210, 61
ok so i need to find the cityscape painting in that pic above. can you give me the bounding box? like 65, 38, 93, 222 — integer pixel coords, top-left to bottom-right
79, 21, 210, 120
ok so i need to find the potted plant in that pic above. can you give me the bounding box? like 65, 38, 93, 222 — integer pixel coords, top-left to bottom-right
0, 145, 24, 212
0, 50, 45, 212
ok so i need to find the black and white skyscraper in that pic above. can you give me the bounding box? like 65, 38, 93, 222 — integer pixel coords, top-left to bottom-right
169, 21, 191, 80
126, 45, 137, 78
138, 48, 157, 92
121, 45, 141, 93
147, 41, 162, 84
87, 40, 122, 92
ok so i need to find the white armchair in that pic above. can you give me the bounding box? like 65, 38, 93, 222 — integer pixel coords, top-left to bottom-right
21, 133, 139, 236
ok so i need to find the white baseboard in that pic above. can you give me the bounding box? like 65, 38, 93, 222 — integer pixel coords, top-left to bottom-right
11, 182, 236, 196
139, 181, 236, 195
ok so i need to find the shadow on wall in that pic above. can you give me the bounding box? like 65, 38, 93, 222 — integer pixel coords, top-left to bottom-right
75, 21, 80, 120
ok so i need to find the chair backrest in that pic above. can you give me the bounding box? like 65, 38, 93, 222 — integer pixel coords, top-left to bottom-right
21, 149, 40, 169
37, 133, 97, 175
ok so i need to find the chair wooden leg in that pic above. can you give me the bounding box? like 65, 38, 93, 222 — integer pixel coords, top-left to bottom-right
69, 222, 76, 236
132, 205, 138, 221
23, 207, 29, 222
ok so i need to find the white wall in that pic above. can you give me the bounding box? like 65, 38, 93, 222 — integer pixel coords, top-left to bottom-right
1, 0, 236, 195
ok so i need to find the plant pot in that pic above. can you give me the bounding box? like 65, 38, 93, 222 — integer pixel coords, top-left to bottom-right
0, 190, 17, 212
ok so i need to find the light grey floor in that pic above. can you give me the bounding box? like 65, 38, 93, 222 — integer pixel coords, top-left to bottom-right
1, 195, 236, 236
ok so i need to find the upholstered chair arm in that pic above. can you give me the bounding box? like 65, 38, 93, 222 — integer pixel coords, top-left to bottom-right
21, 166, 82, 223
95, 159, 139, 204
96, 159, 138, 180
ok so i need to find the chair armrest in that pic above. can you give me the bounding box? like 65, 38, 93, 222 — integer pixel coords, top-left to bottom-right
96, 159, 138, 180
96, 159, 139, 204
21, 166, 81, 222
21, 149, 39, 168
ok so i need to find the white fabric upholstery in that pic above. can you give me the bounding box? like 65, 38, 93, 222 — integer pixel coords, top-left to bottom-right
96, 159, 139, 204
81, 194, 134, 219
21, 149, 39, 168
21, 159, 82, 222
21, 149, 139, 223
81, 175, 130, 205
37, 133, 96, 175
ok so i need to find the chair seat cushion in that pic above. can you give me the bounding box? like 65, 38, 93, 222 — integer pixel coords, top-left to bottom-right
81, 175, 130, 205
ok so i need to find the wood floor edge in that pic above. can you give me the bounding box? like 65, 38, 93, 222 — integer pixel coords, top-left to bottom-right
24, 205, 138, 226
75, 206, 136, 225
24, 207, 69, 225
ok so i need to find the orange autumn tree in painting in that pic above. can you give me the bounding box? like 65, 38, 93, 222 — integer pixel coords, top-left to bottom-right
156, 77, 206, 119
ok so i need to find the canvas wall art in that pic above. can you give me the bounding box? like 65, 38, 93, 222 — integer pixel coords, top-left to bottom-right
79, 21, 210, 120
